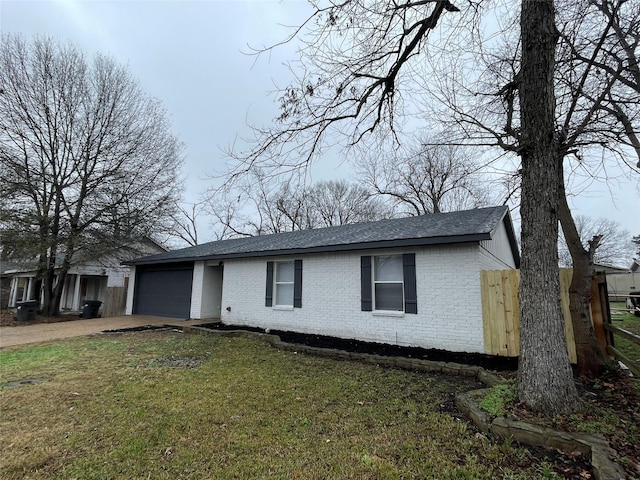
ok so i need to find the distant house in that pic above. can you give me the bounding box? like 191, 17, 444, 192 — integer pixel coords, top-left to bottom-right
597, 262, 640, 302
125, 206, 519, 354
5, 238, 166, 316
1, 261, 23, 310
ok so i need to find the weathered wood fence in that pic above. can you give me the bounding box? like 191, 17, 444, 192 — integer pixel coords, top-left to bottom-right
480, 269, 609, 364
101, 285, 128, 317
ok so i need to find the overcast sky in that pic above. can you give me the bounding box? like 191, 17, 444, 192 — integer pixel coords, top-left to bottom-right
2, 0, 639, 245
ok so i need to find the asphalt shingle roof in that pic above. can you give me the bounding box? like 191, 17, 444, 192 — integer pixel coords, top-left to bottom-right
127, 205, 519, 266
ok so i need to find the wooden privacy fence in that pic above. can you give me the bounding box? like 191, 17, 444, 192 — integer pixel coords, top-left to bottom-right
480, 269, 609, 364
101, 285, 128, 317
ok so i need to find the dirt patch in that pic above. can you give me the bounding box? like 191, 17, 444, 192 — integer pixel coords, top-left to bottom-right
146, 356, 208, 369
0, 312, 81, 327
2, 378, 49, 388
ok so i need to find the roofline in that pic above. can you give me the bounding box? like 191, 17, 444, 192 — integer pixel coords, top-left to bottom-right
126, 233, 493, 266
497, 207, 521, 269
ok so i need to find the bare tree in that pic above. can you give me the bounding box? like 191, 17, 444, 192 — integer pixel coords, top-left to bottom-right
224, 0, 591, 413
0, 35, 183, 315
205, 170, 304, 238
226, 0, 463, 181
168, 201, 206, 247
426, 0, 639, 378
308, 179, 392, 226
206, 175, 391, 237
357, 139, 495, 215
559, 215, 634, 267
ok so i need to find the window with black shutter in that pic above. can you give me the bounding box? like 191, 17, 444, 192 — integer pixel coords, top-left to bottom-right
266, 260, 302, 308
361, 253, 417, 314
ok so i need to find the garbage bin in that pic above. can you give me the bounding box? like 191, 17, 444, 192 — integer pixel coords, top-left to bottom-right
15, 300, 38, 321
81, 300, 102, 319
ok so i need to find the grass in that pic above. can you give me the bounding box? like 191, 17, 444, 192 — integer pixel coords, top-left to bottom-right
478, 381, 517, 417
610, 302, 640, 365
0, 330, 572, 479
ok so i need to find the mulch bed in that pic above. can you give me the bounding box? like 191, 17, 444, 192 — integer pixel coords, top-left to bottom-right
196, 323, 520, 371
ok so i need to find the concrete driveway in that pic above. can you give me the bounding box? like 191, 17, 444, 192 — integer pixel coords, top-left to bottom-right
0, 316, 210, 348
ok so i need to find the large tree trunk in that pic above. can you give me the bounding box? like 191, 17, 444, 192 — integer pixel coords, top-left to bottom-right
516, 0, 581, 414
41, 241, 59, 317
558, 171, 607, 379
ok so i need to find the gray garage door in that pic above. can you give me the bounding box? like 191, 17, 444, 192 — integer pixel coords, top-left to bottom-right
133, 265, 193, 319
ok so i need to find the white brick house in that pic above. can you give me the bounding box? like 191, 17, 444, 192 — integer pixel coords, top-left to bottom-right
125, 206, 519, 354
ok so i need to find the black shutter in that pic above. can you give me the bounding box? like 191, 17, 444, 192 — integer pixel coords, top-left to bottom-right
403, 253, 417, 314
293, 259, 303, 308
265, 261, 274, 307
361, 256, 372, 311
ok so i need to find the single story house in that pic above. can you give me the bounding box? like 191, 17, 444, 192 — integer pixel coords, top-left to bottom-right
6, 238, 166, 315
125, 206, 519, 354
1, 261, 23, 310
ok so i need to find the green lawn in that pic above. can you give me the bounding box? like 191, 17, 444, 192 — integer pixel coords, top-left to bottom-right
0, 330, 576, 479
610, 302, 640, 365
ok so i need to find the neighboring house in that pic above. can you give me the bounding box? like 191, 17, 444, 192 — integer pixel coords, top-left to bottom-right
125, 206, 519, 354
593, 263, 629, 274
6, 238, 167, 315
1, 261, 23, 310
599, 261, 640, 302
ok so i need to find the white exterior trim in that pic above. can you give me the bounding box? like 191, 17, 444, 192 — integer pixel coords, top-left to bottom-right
125, 265, 136, 315
189, 261, 223, 319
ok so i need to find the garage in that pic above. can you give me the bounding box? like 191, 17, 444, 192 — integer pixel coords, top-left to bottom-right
133, 263, 193, 319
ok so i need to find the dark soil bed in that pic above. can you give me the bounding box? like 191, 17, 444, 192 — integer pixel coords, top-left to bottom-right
196, 322, 519, 371
0, 311, 81, 327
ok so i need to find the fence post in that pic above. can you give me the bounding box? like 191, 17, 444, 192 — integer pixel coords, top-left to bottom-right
590, 272, 611, 355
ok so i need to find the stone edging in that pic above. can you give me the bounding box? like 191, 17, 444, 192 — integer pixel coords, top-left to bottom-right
181, 326, 627, 480
455, 390, 626, 480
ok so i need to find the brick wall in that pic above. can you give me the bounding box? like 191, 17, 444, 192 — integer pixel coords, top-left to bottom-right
220, 244, 487, 353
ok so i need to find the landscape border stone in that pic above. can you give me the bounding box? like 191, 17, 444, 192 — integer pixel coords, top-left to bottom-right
455, 391, 626, 480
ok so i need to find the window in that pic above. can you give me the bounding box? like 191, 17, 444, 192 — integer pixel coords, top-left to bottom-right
373, 255, 404, 311
275, 261, 294, 306
361, 253, 417, 314
265, 260, 302, 308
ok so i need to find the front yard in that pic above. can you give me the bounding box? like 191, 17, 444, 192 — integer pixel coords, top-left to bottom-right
0, 330, 590, 479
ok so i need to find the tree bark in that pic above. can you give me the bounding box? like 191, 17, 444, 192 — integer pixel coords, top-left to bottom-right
517, 0, 581, 414
558, 169, 608, 379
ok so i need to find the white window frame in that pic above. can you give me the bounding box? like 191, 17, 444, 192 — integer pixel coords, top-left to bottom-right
372, 255, 405, 312
274, 260, 295, 307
